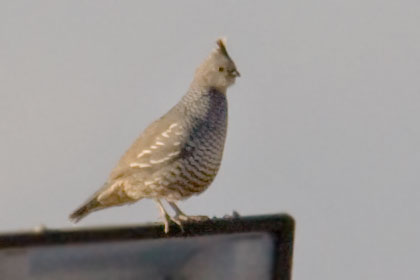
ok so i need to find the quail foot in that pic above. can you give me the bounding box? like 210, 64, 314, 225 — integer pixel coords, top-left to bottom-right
69, 39, 240, 233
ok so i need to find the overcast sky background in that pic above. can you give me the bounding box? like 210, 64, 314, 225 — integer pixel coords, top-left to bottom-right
1, 1, 419, 279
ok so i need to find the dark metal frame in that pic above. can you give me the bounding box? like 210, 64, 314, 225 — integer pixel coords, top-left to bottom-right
0, 214, 295, 280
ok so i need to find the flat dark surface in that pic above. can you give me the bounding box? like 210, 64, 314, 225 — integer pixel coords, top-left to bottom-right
0, 214, 294, 280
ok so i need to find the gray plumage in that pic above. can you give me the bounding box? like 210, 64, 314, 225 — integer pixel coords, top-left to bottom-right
70, 39, 239, 232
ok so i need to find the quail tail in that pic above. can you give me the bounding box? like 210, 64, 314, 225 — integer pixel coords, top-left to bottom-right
69, 198, 101, 223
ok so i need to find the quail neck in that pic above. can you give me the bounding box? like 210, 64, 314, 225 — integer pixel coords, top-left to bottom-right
178, 85, 227, 121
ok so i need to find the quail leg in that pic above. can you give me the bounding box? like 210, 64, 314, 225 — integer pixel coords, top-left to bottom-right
154, 199, 183, 233
168, 201, 210, 223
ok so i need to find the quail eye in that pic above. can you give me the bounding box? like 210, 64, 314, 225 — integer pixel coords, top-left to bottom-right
218, 67, 224, 72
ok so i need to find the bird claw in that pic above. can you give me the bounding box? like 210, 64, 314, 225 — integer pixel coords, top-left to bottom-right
174, 214, 210, 222
159, 201, 209, 233
170, 216, 185, 233
161, 213, 185, 233
163, 215, 209, 233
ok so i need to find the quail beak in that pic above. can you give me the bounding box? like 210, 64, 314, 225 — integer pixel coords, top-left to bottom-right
230, 69, 241, 77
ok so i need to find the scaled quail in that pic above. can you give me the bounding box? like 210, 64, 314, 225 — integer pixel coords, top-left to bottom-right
69, 39, 240, 233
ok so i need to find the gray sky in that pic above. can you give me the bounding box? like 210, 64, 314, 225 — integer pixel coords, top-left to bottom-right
1, 1, 419, 279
